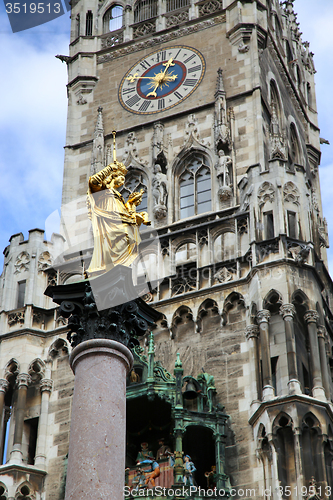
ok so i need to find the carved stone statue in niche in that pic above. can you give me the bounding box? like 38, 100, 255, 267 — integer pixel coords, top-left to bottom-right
152, 163, 168, 220
215, 150, 232, 201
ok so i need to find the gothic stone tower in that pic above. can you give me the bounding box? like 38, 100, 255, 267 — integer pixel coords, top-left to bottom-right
0, 0, 333, 498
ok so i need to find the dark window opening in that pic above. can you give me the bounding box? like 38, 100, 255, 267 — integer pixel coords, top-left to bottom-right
271, 356, 278, 394
286, 41, 293, 65
302, 364, 311, 395
85, 10, 93, 36
17, 281, 26, 309
25, 417, 39, 465
307, 83, 312, 108
264, 212, 274, 239
288, 211, 297, 239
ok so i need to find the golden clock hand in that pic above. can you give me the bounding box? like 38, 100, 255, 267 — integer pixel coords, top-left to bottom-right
146, 59, 176, 97
126, 73, 158, 83
162, 58, 175, 76
146, 82, 160, 98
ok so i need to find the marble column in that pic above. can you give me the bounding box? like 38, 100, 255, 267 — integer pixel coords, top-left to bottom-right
64, 339, 133, 500
10, 373, 31, 463
34, 378, 53, 469
0, 379, 9, 462
280, 304, 302, 395
317, 326, 331, 399
304, 310, 326, 401
257, 310, 274, 400
245, 325, 260, 404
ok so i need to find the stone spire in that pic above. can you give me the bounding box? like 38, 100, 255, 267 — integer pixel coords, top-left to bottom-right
214, 68, 231, 151
90, 106, 105, 175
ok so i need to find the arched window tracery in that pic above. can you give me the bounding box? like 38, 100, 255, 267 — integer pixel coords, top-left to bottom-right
120, 171, 148, 212
103, 4, 124, 33
178, 152, 211, 219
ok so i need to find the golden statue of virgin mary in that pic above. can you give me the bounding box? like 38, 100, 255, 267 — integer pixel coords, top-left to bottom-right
86, 132, 150, 277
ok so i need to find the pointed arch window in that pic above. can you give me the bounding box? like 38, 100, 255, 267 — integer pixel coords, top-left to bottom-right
179, 153, 211, 219
103, 4, 123, 33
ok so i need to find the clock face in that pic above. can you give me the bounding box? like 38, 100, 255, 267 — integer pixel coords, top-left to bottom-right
118, 46, 205, 115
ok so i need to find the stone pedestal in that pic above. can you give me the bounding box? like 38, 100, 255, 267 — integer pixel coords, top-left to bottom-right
45, 266, 161, 500
65, 339, 133, 500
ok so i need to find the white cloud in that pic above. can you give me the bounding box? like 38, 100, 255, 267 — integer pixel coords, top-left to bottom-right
0, 13, 70, 264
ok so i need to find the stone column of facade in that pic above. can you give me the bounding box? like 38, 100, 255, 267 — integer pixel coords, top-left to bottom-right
279, 304, 302, 395
34, 378, 53, 469
317, 326, 331, 399
245, 325, 261, 405
257, 310, 274, 400
293, 427, 304, 495
0, 379, 9, 461
9, 373, 31, 463
304, 311, 326, 401
64, 339, 133, 500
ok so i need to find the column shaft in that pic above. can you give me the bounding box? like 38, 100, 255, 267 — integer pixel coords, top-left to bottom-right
304, 311, 325, 400
304, 312, 322, 385
280, 304, 302, 394
65, 339, 133, 500
0, 380, 9, 463
34, 379, 53, 469
10, 373, 31, 463
257, 310, 272, 388
245, 326, 260, 401
318, 327, 331, 398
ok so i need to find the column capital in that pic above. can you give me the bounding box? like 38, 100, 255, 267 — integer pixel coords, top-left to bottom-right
40, 378, 53, 393
317, 325, 327, 339
0, 378, 9, 394
304, 310, 319, 325
279, 304, 296, 319
257, 309, 271, 324
245, 325, 259, 339
17, 373, 32, 389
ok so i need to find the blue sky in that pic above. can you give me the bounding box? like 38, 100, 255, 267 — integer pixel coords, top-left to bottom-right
0, 0, 332, 272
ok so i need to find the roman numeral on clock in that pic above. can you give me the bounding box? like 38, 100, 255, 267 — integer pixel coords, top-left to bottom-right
174, 91, 183, 100
184, 54, 196, 64
140, 60, 151, 70
126, 94, 140, 107
183, 79, 197, 87
188, 65, 201, 73
139, 100, 152, 112
157, 51, 166, 62
158, 98, 165, 110
122, 87, 135, 95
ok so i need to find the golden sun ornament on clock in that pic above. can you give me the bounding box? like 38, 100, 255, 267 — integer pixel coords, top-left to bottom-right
118, 46, 206, 115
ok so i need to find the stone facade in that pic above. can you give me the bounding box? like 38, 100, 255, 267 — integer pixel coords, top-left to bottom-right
0, 0, 333, 499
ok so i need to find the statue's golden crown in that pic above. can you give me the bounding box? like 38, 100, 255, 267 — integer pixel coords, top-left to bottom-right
108, 161, 128, 176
